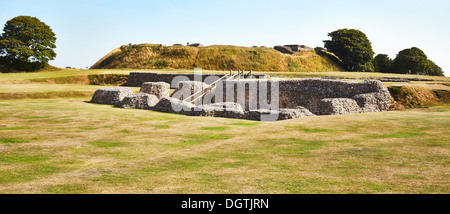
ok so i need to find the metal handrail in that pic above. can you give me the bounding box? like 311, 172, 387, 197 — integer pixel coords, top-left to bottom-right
189, 72, 240, 103
183, 73, 228, 102
184, 71, 240, 103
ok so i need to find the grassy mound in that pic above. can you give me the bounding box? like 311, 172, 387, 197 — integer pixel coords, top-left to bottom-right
90, 44, 345, 72
388, 85, 449, 109
433, 90, 450, 103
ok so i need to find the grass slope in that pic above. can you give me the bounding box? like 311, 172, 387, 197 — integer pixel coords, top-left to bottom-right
90, 44, 345, 72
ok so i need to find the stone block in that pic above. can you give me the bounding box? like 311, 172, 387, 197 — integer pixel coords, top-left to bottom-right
140, 82, 170, 99
91, 87, 133, 105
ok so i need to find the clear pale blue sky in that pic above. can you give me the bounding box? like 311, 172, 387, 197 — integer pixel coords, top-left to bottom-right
1, 0, 449, 76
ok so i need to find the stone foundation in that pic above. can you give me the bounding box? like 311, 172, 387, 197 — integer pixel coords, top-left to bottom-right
91, 77, 392, 121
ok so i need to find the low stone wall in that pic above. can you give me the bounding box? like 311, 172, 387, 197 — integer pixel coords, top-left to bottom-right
207, 78, 392, 115
126, 72, 268, 88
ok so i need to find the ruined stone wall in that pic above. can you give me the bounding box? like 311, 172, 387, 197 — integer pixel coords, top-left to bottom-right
126, 72, 268, 88
92, 77, 392, 121
208, 79, 392, 115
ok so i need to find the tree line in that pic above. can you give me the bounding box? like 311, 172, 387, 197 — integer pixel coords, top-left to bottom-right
323, 28, 444, 76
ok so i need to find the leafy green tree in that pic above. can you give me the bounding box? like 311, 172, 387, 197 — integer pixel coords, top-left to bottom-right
373, 54, 393, 73
391, 47, 430, 75
323, 29, 375, 72
0, 16, 56, 72
427, 60, 444, 76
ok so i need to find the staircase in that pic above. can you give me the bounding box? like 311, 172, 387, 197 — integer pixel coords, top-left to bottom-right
182, 70, 251, 103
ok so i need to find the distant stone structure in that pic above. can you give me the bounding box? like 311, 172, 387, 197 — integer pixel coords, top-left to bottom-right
91, 75, 392, 121
274, 44, 313, 54
274, 46, 295, 54
188, 43, 204, 47
285, 44, 314, 52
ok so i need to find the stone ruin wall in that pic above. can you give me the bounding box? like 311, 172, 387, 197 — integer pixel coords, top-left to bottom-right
126, 72, 268, 88
205, 79, 392, 115
91, 77, 392, 121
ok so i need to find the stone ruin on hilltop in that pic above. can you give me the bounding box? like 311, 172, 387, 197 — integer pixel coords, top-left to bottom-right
273, 44, 314, 54
91, 71, 392, 121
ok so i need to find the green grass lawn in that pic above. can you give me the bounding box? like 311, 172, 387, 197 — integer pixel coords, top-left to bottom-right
0, 97, 448, 193
0, 83, 140, 99
0, 69, 130, 81
0, 83, 108, 93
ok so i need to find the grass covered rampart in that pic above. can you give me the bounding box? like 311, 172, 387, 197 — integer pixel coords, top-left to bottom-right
90, 44, 345, 72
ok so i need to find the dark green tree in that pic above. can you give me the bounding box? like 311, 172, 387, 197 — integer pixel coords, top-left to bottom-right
391, 47, 430, 75
427, 60, 444, 76
0, 16, 56, 72
373, 54, 393, 73
323, 29, 375, 72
